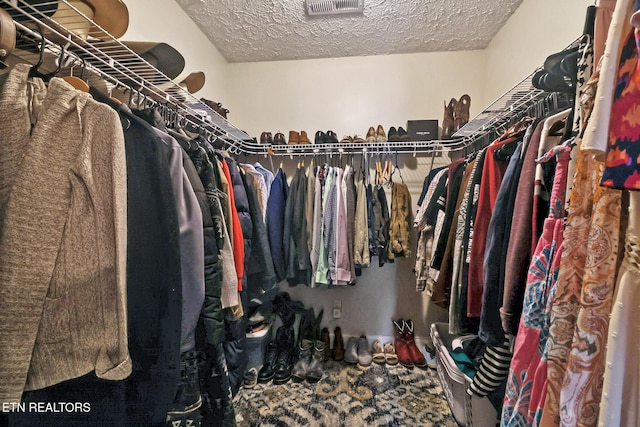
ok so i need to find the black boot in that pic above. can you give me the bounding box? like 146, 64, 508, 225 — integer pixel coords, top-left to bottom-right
168, 350, 203, 415
273, 326, 295, 385
257, 341, 278, 383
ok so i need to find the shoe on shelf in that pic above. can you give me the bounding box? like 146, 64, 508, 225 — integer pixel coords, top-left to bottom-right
292, 339, 314, 382
376, 124, 387, 142
352, 135, 365, 143
168, 350, 202, 415
299, 130, 311, 144
306, 340, 326, 383
397, 126, 411, 142
454, 94, 471, 132
388, 126, 400, 142
344, 336, 358, 364
366, 126, 376, 142
260, 131, 273, 144
273, 326, 296, 384
340, 135, 354, 144
289, 130, 300, 144
357, 335, 373, 367
258, 342, 278, 383
393, 319, 414, 369
442, 98, 457, 139
371, 339, 385, 364
383, 342, 399, 365
333, 327, 345, 361
403, 319, 428, 370
242, 367, 258, 389
274, 132, 286, 145
325, 130, 339, 143
315, 130, 327, 144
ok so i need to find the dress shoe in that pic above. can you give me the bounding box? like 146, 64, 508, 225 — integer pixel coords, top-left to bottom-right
325, 130, 339, 143
340, 135, 354, 143
289, 130, 300, 144
366, 126, 376, 142
353, 135, 365, 143
388, 126, 400, 142
397, 127, 411, 142
299, 130, 311, 144
333, 326, 345, 361
274, 132, 286, 145
315, 130, 327, 144
260, 132, 273, 144
376, 125, 387, 142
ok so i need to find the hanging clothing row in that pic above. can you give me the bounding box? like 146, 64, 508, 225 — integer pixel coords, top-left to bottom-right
419, 1, 640, 426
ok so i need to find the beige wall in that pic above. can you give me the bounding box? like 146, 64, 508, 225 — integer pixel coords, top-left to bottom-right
227, 51, 486, 141
481, 0, 594, 104
123, 0, 230, 105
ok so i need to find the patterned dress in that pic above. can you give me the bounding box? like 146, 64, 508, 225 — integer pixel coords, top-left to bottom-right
501, 145, 572, 427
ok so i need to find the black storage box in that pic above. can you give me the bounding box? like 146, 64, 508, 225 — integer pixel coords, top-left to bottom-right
407, 119, 439, 141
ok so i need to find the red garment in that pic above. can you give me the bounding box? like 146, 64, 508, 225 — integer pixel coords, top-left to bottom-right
467, 136, 516, 317
221, 159, 245, 291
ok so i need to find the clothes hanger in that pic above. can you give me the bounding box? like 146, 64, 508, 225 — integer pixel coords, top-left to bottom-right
28, 25, 64, 82
63, 57, 89, 92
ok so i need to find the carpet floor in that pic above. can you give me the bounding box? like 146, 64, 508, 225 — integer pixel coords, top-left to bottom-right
233, 361, 457, 426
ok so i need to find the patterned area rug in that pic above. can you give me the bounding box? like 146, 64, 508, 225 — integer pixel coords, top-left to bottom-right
233, 361, 457, 426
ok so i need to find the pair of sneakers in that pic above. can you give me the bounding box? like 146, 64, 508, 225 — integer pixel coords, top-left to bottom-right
344, 335, 373, 367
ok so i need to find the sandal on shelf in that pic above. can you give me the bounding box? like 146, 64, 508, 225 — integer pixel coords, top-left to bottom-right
372, 340, 386, 364
383, 342, 399, 365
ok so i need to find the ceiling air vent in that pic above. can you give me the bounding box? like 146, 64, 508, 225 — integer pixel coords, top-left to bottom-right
305, 0, 364, 16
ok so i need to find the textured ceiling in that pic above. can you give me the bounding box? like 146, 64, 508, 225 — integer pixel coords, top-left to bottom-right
175, 0, 524, 63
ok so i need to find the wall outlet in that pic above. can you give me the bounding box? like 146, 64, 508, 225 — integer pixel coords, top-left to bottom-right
333, 300, 342, 319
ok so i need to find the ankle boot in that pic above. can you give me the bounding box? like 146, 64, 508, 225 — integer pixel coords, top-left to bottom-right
168, 350, 202, 415
404, 319, 428, 369
291, 339, 313, 382
306, 340, 326, 383
333, 327, 345, 361
393, 319, 413, 369
258, 341, 278, 383
273, 326, 295, 384
320, 328, 331, 362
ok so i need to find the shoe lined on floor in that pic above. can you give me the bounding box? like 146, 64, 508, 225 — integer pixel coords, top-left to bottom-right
242, 367, 258, 389
357, 335, 372, 367
383, 342, 399, 365
344, 336, 358, 364
320, 328, 331, 362
333, 327, 345, 361
306, 340, 326, 383
273, 326, 296, 384
371, 339, 385, 364
393, 319, 414, 369
258, 341, 278, 383
403, 319, 428, 370
292, 339, 313, 382
425, 350, 437, 369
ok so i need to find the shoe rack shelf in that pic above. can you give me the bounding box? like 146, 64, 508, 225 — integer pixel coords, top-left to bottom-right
3, 0, 569, 158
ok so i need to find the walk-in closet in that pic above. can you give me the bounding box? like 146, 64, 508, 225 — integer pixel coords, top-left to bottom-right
0, 0, 636, 426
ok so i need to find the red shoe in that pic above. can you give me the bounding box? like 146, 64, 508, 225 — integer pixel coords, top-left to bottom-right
393, 319, 414, 369
404, 319, 428, 369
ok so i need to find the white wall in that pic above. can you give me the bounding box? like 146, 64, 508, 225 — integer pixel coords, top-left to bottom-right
123, 0, 229, 104
227, 51, 487, 141
482, 0, 594, 104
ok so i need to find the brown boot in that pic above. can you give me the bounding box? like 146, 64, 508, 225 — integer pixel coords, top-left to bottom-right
299, 130, 311, 144
454, 94, 471, 132
289, 130, 300, 144
333, 327, 345, 361
321, 328, 331, 361
441, 98, 456, 139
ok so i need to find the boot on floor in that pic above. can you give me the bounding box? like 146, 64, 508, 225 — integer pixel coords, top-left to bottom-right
273, 326, 296, 384
333, 327, 345, 361
393, 319, 414, 369
292, 339, 313, 382
404, 319, 428, 369
306, 340, 326, 383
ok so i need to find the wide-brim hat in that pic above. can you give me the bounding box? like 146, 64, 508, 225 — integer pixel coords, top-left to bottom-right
123, 41, 186, 80
79, 0, 129, 39
179, 71, 205, 94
